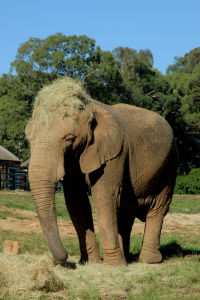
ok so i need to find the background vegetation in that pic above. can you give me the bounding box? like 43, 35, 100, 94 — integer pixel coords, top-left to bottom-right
0, 192, 200, 299
174, 169, 200, 194
0, 33, 199, 174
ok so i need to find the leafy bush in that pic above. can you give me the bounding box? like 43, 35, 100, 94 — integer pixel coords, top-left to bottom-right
174, 168, 200, 194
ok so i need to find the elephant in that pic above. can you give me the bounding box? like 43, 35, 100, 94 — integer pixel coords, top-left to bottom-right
26, 77, 178, 266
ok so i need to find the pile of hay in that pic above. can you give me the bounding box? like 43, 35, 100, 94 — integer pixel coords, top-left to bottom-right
0, 253, 67, 299
0, 251, 159, 299
26, 77, 93, 140
34, 77, 91, 119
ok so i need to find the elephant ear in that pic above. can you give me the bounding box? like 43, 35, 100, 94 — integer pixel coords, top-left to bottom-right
80, 102, 124, 174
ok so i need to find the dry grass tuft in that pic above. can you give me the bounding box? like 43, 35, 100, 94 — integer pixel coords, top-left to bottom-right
30, 259, 64, 292
0, 271, 7, 297
0, 253, 67, 299
34, 77, 91, 118
26, 77, 92, 140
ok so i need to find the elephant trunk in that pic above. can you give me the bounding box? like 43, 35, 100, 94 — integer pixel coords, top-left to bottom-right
30, 179, 68, 264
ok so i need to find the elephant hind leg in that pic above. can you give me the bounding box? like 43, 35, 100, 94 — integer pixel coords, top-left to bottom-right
139, 214, 164, 263
63, 175, 101, 264
139, 185, 173, 264
117, 208, 135, 262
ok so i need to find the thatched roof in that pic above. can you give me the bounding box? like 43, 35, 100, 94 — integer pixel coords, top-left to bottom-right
0, 145, 20, 162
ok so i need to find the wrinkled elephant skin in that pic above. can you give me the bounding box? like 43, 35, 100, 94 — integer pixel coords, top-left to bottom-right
26, 78, 178, 266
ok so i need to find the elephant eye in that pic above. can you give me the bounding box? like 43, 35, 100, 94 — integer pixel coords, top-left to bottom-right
64, 135, 75, 147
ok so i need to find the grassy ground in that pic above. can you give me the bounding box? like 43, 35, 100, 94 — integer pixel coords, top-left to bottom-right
0, 192, 200, 299
0, 192, 70, 220
169, 196, 200, 214
0, 192, 200, 216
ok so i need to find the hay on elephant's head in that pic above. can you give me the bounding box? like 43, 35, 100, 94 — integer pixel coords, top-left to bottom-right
26, 77, 92, 139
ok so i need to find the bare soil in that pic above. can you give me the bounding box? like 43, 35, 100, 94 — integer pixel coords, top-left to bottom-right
0, 205, 199, 237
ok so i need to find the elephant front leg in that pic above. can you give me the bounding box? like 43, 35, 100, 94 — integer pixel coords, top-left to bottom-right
94, 197, 126, 266
90, 165, 127, 266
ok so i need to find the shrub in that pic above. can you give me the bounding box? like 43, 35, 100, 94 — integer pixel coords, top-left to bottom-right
174, 168, 200, 194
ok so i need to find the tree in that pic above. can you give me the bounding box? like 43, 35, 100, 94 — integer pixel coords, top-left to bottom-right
1, 35, 198, 172
11, 33, 97, 78
0, 75, 30, 160
84, 50, 128, 104
167, 48, 200, 173
113, 47, 180, 117
3, 34, 129, 159
10, 33, 99, 108
167, 47, 200, 74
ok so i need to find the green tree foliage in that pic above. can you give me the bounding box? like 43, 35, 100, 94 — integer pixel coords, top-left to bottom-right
167, 48, 200, 172
113, 47, 183, 137
11, 33, 97, 78
113, 47, 154, 106
84, 50, 128, 104
0, 34, 102, 159
0, 75, 29, 160
174, 169, 200, 194
0, 34, 199, 174
10, 33, 99, 101
167, 48, 200, 126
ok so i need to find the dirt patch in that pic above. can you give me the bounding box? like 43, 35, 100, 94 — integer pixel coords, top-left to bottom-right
132, 213, 200, 235
0, 205, 199, 237
0, 206, 76, 237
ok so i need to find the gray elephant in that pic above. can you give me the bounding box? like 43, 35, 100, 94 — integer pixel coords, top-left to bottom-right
26, 77, 178, 266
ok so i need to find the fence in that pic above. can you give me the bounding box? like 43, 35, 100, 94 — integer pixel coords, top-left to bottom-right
0, 166, 63, 192
0, 166, 29, 190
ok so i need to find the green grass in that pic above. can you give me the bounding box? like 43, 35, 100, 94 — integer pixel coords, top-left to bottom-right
169, 196, 200, 214
0, 228, 199, 263
0, 192, 35, 211
1, 193, 200, 218
0, 210, 28, 220
129, 231, 200, 262
0, 229, 80, 257
0, 192, 71, 220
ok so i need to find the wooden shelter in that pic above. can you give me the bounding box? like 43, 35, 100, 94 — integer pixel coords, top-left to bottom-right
0, 145, 21, 190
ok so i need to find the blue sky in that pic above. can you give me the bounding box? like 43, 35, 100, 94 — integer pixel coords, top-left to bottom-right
0, 0, 199, 76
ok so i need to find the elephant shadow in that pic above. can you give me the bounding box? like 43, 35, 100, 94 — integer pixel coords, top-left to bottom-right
128, 241, 200, 263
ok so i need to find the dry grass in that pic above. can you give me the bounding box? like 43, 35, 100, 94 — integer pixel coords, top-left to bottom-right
34, 77, 91, 117
0, 253, 66, 299
0, 252, 200, 300
26, 77, 93, 140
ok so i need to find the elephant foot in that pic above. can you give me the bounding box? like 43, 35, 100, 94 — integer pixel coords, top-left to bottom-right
99, 244, 127, 266
103, 249, 127, 266
139, 249, 163, 264
88, 256, 102, 264
78, 257, 88, 265
103, 257, 127, 266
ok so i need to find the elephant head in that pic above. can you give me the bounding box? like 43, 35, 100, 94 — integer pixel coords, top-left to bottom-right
26, 77, 124, 263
